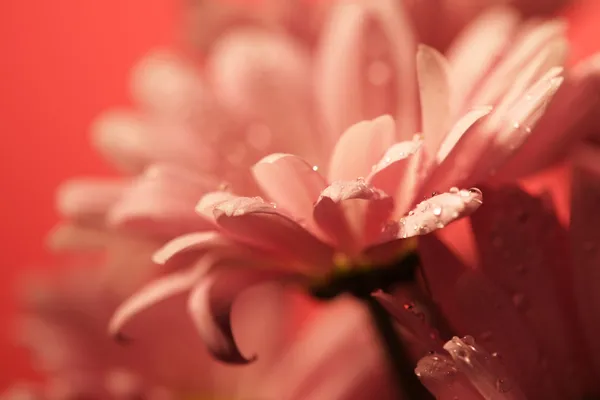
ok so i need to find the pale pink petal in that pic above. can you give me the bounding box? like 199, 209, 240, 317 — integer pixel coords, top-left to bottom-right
214, 197, 334, 272
397, 188, 482, 239
314, 0, 417, 144
416, 354, 483, 400
46, 223, 109, 252
443, 336, 527, 400
313, 180, 394, 253
129, 51, 204, 120
152, 232, 232, 267
109, 164, 217, 238
207, 29, 322, 163
195, 191, 237, 220
187, 268, 297, 364
367, 138, 423, 199
108, 261, 208, 341
328, 115, 396, 182
417, 45, 452, 158
469, 20, 566, 107
56, 179, 126, 226
252, 153, 327, 226
446, 6, 520, 109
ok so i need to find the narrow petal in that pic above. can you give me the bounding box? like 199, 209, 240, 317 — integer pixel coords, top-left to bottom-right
328, 115, 396, 182
152, 232, 232, 267
397, 188, 482, 239
252, 153, 327, 226
417, 45, 452, 158
313, 180, 394, 253
416, 354, 483, 400
108, 164, 217, 238
108, 261, 209, 340
195, 191, 237, 220
46, 223, 109, 251
314, 0, 417, 144
56, 179, 125, 226
187, 268, 295, 364
446, 6, 520, 109
444, 336, 527, 400
214, 197, 334, 272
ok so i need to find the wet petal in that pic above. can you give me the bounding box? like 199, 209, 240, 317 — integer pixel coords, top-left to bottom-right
108, 260, 210, 341
313, 180, 394, 253
417, 45, 452, 158
187, 268, 296, 364
314, 0, 417, 144
252, 153, 327, 225
108, 164, 217, 238
397, 189, 482, 239
196, 191, 237, 220
444, 336, 527, 400
214, 197, 334, 272
328, 116, 396, 183
416, 354, 483, 400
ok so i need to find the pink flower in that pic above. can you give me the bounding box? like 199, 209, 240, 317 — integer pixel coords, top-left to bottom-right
4, 267, 399, 400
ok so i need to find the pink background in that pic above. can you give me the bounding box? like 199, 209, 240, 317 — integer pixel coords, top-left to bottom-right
0, 0, 598, 387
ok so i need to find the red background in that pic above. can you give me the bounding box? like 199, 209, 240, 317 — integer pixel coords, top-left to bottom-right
0, 0, 598, 387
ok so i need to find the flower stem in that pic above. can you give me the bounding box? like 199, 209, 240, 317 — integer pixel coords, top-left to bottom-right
364, 295, 434, 400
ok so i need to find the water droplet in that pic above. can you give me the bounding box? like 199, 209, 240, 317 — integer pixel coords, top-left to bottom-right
512, 293, 525, 309
384, 156, 391, 163
468, 187, 482, 196
246, 123, 272, 151
367, 60, 391, 86
449, 187, 459, 194
408, 210, 415, 216
492, 352, 501, 359
312, 165, 319, 172
432, 206, 442, 216
512, 122, 520, 129
496, 378, 510, 393
270, 202, 277, 209
218, 182, 231, 191
459, 189, 471, 198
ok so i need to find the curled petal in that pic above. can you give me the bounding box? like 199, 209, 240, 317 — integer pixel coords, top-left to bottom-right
252, 153, 327, 225
108, 260, 210, 341
187, 268, 296, 364
417, 45, 452, 158
314, 180, 394, 252
109, 164, 216, 238
398, 188, 482, 239
328, 115, 396, 183
444, 336, 527, 400
416, 354, 482, 400
214, 197, 334, 272
152, 232, 232, 268
56, 179, 125, 225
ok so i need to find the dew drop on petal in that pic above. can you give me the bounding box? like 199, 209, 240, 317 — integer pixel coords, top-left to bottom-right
312, 165, 319, 172
449, 187, 459, 194
432, 206, 442, 216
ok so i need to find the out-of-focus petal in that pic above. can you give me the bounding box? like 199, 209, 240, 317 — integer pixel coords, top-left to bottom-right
315, 0, 417, 145
47, 223, 110, 252
444, 336, 527, 400
108, 164, 217, 238
397, 188, 482, 239
313, 180, 394, 253
328, 116, 396, 183
152, 232, 233, 268
417, 45, 452, 158
214, 197, 334, 272
187, 268, 296, 364
252, 153, 327, 226
416, 353, 483, 400
56, 179, 126, 226
108, 260, 209, 341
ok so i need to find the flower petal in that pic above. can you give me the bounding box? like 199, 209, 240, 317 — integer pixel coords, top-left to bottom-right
397, 188, 482, 239
195, 191, 237, 220
152, 232, 232, 268
443, 336, 527, 400
328, 115, 396, 183
56, 179, 126, 226
417, 45, 452, 158
108, 164, 217, 238
252, 153, 327, 226
46, 223, 110, 251
214, 197, 334, 272
315, 0, 417, 144
313, 180, 394, 253
108, 260, 209, 341
416, 354, 483, 400
187, 268, 295, 364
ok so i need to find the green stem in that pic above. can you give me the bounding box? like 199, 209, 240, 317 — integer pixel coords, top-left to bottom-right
364, 296, 434, 400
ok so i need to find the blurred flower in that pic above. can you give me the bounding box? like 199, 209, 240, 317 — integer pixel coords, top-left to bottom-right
3, 265, 397, 400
